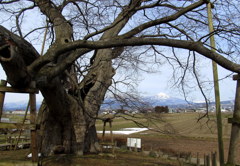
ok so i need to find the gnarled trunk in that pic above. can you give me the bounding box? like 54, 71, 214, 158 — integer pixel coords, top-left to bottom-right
80, 49, 116, 152
0, 26, 38, 87
0, 0, 142, 156
37, 76, 86, 156
0, 25, 88, 156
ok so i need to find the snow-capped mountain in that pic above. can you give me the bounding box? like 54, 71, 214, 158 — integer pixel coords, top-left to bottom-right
3, 92, 187, 111
143, 93, 189, 107
100, 92, 190, 110
156, 92, 170, 100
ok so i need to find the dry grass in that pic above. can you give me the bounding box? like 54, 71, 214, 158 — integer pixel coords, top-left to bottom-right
0, 149, 188, 166
96, 112, 239, 164
0, 112, 236, 165
97, 112, 233, 139
41, 152, 181, 166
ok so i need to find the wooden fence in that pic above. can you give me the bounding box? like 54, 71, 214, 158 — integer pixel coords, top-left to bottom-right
0, 79, 39, 162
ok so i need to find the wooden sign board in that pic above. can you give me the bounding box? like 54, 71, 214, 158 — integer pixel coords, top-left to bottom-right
127, 138, 141, 149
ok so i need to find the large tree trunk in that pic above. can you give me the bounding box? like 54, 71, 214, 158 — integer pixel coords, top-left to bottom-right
0, 0, 142, 156
72, 0, 142, 153
37, 76, 86, 156
80, 49, 116, 152
0, 24, 114, 155
0, 25, 87, 156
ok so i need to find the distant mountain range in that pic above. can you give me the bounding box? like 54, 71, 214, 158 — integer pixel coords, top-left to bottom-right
101, 93, 234, 110
3, 100, 42, 111
144, 93, 191, 106
101, 94, 194, 110
3, 93, 234, 111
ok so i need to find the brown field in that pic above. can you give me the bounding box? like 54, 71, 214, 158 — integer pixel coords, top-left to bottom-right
97, 112, 240, 164
0, 112, 239, 165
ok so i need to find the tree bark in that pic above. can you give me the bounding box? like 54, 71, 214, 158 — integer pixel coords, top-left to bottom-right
0, 0, 145, 156
74, 0, 142, 153
0, 25, 87, 156
0, 25, 39, 87
37, 76, 86, 155
79, 49, 116, 152
0, 15, 112, 156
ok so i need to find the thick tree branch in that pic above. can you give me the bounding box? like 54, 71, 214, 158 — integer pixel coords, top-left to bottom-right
28, 0, 143, 77
34, 0, 73, 43
47, 48, 91, 79
0, 25, 39, 87
27, 36, 240, 79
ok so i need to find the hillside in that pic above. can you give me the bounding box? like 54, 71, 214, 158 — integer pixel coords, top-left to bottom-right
101, 94, 234, 110
3, 101, 42, 111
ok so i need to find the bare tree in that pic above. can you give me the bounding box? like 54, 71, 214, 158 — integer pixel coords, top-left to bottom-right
0, 1, 240, 162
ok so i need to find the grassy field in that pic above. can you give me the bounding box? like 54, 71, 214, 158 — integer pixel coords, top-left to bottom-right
1, 114, 30, 123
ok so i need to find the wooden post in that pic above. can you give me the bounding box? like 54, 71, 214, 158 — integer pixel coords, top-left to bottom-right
109, 120, 114, 154
102, 121, 106, 142
30, 93, 38, 162
206, 3, 225, 166
109, 120, 113, 145
211, 152, 217, 166
0, 80, 7, 120
0, 85, 38, 161
100, 118, 115, 155
113, 141, 116, 155
100, 120, 106, 152
40, 20, 48, 56
197, 153, 200, 166
204, 154, 206, 166
227, 74, 240, 165
188, 152, 192, 163
206, 155, 210, 166
15, 101, 30, 150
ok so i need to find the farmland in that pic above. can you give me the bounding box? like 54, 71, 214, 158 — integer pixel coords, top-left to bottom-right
96, 112, 232, 139
96, 112, 239, 163
0, 112, 239, 165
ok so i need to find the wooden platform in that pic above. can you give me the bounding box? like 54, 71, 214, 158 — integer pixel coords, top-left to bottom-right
0, 143, 12, 150
0, 80, 39, 162
0, 134, 30, 151
0, 86, 39, 94
0, 142, 30, 150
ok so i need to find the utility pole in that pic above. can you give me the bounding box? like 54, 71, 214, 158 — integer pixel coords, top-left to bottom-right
206, 2, 225, 166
